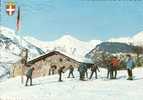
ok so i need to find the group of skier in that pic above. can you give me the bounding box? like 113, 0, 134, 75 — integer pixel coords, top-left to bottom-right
106, 55, 135, 80
78, 63, 100, 81
25, 54, 135, 86
77, 54, 135, 81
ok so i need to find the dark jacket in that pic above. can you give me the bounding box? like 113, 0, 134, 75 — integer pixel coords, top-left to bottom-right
78, 63, 88, 73
91, 64, 100, 72
58, 67, 64, 74
69, 66, 74, 72
26, 68, 33, 77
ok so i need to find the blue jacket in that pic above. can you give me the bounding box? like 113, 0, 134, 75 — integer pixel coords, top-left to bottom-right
126, 58, 134, 70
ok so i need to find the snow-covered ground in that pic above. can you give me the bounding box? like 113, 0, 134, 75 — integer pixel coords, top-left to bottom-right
0, 67, 143, 100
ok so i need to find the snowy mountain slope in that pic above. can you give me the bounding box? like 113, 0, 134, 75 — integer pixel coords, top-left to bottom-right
108, 31, 143, 46
0, 26, 15, 35
0, 26, 45, 81
0, 49, 21, 63
0, 26, 45, 61
24, 35, 102, 58
132, 31, 143, 46
0, 64, 11, 82
0, 67, 143, 100
109, 37, 132, 44
95, 42, 135, 53
24, 31, 143, 59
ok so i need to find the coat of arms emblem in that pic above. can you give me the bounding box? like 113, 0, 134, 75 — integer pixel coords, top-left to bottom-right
5, 0, 16, 16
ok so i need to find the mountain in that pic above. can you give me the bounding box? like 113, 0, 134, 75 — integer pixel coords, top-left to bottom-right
0, 26, 45, 61
132, 31, 143, 46
0, 26, 15, 35
108, 31, 143, 46
87, 32, 143, 59
0, 26, 45, 80
85, 42, 137, 64
108, 37, 132, 44
24, 35, 102, 58
96, 42, 135, 53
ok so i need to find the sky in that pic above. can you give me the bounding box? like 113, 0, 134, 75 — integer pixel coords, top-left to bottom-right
1, 0, 143, 41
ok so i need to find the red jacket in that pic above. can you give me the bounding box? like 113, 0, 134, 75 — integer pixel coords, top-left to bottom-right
111, 58, 120, 67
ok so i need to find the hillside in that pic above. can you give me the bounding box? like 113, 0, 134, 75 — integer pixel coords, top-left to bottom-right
96, 42, 135, 53
0, 26, 45, 81
0, 67, 143, 100
108, 31, 143, 46
0, 26, 45, 61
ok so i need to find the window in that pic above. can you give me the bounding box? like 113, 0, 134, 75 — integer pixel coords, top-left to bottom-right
67, 58, 70, 61
59, 58, 63, 62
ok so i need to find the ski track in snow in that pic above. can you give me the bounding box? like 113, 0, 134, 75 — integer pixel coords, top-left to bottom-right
0, 68, 143, 100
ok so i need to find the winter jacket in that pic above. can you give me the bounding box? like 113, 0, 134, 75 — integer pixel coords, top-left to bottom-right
58, 67, 64, 74
69, 66, 74, 72
126, 58, 134, 70
26, 68, 33, 77
91, 64, 100, 72
111, 58, 119, 67
78, 63, 87, 73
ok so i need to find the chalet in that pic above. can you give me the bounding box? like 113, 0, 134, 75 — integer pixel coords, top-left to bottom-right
11, 50, 94, 78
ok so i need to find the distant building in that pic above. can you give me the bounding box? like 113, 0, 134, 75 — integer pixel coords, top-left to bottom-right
11, 50, 93, 78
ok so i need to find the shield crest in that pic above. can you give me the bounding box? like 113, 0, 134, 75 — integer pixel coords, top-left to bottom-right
5, 1, 16, 16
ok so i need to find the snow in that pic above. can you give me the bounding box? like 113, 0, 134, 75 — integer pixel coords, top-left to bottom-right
108, 37, 132, 44
0, 67, 143, 100
108, 31, 143, 46
0, 49, 20, 81
0, 26, 45, 60
0, 49, 21, 64
0, 26, 15, 35
0, 64, 11, 82
0, 26, 47, 81
132, 31, 143, 46
24, 35, 102, 58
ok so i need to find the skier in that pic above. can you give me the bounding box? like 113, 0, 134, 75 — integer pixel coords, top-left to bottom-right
78, 63, 88, 81
67, 65, 75, 78
25, 67, 35, 86
111, 57, 120, 79
126, 55, 135, 80
89, 64, 100, 79
106, 60, 113, 79
58, 66, 65, 82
